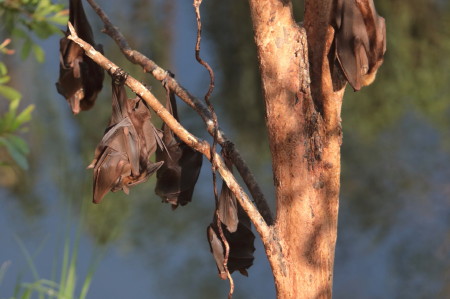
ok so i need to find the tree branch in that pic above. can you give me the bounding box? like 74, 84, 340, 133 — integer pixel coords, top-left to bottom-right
85, 0, 273, 225
66, 21, 274, 253
193, 1, 234, 296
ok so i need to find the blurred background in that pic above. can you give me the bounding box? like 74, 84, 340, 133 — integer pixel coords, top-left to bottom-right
1, 0, 449, 298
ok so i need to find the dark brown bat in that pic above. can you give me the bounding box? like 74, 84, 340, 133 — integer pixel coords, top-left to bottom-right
207, 153, 255, 279
154, 75, 203, 209
330, 0, 386, 91
56, 0, 104, 114
88, 75, 163, 203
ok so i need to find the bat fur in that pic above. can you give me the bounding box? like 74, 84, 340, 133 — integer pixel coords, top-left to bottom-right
56, 0, 104, 114
330, 0, 386, 91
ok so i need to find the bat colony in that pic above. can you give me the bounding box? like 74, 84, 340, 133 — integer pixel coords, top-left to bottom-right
55, 0, 385, 280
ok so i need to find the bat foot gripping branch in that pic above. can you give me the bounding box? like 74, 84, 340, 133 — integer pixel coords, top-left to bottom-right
110, 68, 129, 86
161, 70, 175, 90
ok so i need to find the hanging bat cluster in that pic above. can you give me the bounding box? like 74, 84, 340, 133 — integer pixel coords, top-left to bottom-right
56, 0, 256, 282
56, 0, 104, 114
87, 72, 164, 203
330, 0, 386, 91
207, 153, 255, 279
154, 74, 203, 209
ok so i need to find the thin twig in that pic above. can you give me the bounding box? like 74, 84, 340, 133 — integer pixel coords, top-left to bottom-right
85, 0, 274, 225
193, 0, 218, 172
66, 20, 273, 248
193, 1, 233, 296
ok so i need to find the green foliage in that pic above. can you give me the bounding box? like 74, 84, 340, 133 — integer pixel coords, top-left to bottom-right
9, 228, 98, 299
0, 0, 67, 61
2, 201, 101, 299
0, 60, 34, 169
0, 0, 66, 169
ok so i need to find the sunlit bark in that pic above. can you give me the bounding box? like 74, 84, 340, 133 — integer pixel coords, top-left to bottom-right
248, 0, 344, 297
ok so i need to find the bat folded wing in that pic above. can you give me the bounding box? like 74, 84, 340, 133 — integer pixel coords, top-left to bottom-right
56, 0, 104, 114
331, 0, 386, 91
89, 81, 164, 203
207, 153, 255, 278
155, 80, 203, 209
92, 147, 131, 204
207, 215, 255, 279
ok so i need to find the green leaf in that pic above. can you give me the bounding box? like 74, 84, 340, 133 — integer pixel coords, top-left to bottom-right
8, 135, 30, 155
9, 97, 20, 112
21, 38, 33, 60
30, 21, 54, 39
0, 100, 21, 133
11, 27, 28, 39
48, 14, 69, 26
14, 104, 34, 128
42, 23, 62, 36
0, 75, 11, 84
32, 44, 44, 63
0, 85, 21, 101
0, 136, 29, 169
35, 0, 55, 17
22, 288, 32, 299
0, 62, 8, 76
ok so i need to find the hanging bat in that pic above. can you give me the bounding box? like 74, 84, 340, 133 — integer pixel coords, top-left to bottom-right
88, 73, 163, 203
207, 153, 255, 279
56, 0, 104, 114
154, 74, 203, 209
330, 0, 386, 91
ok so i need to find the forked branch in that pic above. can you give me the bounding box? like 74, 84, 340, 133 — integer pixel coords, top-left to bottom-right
66, 22, 273, 249
85, 0, 273, 225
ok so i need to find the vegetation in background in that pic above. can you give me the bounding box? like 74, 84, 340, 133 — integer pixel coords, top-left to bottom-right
4, 203, 100, 299
0, 2, 100, 298
1, 0, 449, 297
10, 235, 96, 299
0, 0, 67, 169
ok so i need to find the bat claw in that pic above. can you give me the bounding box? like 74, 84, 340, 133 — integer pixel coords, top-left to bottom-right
111, 68, 129, 85
162, 70, 175, 89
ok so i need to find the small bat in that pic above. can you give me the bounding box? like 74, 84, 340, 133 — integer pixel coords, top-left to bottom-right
56, 0, 104, 114
88, 72, 163, 203
154, 74, 203, 209
207, 153, 255, 279
330, 0, 386, 91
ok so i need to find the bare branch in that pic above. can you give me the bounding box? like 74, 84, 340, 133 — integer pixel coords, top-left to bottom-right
192, 0, 234, 294
66, 21, 273, 252
85, 0, 274, 225
193, 1, 232, 294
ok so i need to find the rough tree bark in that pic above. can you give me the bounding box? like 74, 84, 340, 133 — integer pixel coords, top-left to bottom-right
248, 0, 344, 297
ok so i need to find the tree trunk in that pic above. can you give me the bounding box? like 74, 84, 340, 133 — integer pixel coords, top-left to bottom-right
248, 0, 345, 297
